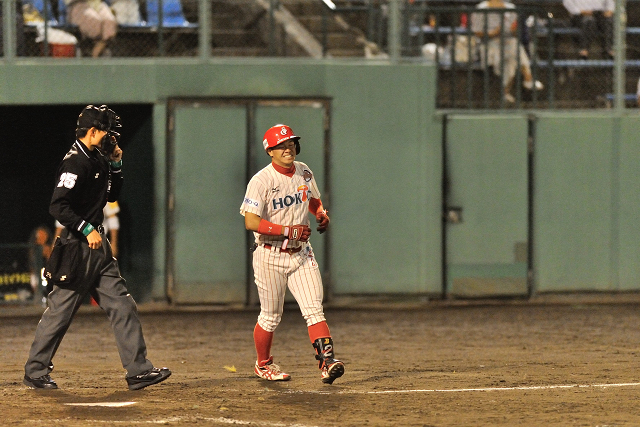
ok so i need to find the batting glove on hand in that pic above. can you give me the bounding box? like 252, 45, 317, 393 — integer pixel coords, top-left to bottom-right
316, 209, 330, 234
284, 225, 311, 242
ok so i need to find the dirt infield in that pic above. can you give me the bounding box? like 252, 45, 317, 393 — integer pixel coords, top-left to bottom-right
2, 300, 640, 426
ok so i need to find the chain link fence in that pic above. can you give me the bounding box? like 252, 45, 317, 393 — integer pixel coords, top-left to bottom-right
1, 0, 638, 108
14, 0, 200, 57
403, 0, 638, 109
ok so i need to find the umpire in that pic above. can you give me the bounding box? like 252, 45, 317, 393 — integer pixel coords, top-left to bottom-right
23, 105, 171, 391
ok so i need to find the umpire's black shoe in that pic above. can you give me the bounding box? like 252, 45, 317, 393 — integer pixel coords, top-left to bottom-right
126, 367, 171, 390
23, 374, 58, 389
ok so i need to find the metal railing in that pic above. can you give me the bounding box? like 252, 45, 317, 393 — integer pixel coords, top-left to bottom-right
410, 5, 553, 109
0, 0, 633, 109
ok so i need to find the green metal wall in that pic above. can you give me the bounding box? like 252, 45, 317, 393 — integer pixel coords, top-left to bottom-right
325, 64, 442, 294
0, 59, 439, 301
444, 115, 529, 297
4, 59, 640, 301
533, 113, 640, 292
441, 112, 640, 295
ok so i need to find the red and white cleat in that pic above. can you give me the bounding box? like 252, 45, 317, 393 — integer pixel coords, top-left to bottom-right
254, 356, 291, 381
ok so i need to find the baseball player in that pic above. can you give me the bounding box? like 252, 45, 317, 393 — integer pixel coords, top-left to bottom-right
240, 124, 345, 384
23, 105, 170, 390
102, 201, 120, 257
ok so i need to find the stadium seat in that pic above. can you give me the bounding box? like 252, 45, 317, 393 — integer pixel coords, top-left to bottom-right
145, 0, 196, 27
25, 0, 58, 25
57, 0, 66, 25
604, 93, 637, 103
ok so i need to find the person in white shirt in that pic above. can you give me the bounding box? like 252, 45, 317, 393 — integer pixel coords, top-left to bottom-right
563, 0, 614, 59
471, 0, 543, 103
63, 0, 117, 57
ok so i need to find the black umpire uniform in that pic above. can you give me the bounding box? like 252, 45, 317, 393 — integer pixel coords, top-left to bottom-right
23, 105, 170, 391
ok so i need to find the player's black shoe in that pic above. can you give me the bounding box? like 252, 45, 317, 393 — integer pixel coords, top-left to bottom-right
313, 337, 345, 385
126, 367, 171, 390
23, 374, 58, 389
321, 359, 345, 384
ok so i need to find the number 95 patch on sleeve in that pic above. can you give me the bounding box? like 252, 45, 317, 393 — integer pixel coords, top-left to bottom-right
57, 172, 78, 189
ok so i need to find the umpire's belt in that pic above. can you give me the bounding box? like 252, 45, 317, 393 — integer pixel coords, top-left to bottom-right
263, 244, 303, 254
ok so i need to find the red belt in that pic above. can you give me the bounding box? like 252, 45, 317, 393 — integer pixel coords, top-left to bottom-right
263, 244, 303, 254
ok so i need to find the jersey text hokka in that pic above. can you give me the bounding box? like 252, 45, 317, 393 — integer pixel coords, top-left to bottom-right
272, 186, 309, 210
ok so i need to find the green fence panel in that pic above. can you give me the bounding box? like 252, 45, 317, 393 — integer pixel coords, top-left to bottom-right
445, 115, 529, 297
171, 105, 248, 303
534, 114, 615, 291
327, 64, 440, 294
616, 116, 640, 290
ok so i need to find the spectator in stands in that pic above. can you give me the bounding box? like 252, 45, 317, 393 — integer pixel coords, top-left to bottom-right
0, 0, 26, 56
110, 0, 140, 26
471, 0, 543, 103
102, 201, 121, 257
28, 225, 54, 296
63, 0, 117, 57
563, 0, 614, 59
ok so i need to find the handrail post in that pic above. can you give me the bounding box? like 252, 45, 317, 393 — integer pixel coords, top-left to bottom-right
613, 0, 627, 111
450, 22, 456, 107
198, 0, 210, 59
498, 11, 505, 109
269, 0, 276, 56
482, 10, 489, 108
466, 8, 473, 108
388, 0, 401, 62
515, 10, 522, 106
158, 0, 165, 55
547, 14, 555, 108
43, 0, 49, 56
321, 3, 327, 57
2, 0, 16, 60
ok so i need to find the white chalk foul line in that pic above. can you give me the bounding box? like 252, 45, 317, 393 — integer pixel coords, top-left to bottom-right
281, 381, 640, 395
349, 382, 640, 394
65, 402, 137, 407
39, 416, 316, 426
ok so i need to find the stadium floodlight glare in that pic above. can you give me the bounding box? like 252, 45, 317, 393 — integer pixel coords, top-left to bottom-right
322, 0, 336, 10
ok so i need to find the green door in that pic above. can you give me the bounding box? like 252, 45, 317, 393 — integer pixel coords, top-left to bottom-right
167, 98, 330, 304
169, 103, 248, 303
444, 115, 529, 297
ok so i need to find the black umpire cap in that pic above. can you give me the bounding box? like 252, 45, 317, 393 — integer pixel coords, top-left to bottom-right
77, 105, 121, 131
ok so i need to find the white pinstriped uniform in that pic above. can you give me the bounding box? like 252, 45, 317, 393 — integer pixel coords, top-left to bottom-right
240, 160, 326, 332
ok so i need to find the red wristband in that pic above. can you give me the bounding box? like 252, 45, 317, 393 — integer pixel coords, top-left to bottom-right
257, 219, 282, 236
309, 198, 323, 216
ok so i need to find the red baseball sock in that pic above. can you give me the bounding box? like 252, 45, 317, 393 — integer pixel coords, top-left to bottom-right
308, 321, 331, 342
254, 323, 274, 365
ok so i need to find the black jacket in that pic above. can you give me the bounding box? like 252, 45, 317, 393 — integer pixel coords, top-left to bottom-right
49, 140, 123, 235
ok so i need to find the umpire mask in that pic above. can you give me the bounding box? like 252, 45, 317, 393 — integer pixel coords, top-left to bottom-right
77, 104, 122, 155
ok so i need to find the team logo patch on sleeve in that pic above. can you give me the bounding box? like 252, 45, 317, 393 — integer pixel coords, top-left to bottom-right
244, 197, 259, 208
303, 170, 312, 182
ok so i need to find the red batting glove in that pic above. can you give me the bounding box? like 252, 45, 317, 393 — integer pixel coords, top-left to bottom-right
316, 209, 330, 234
283, 225, 311, 242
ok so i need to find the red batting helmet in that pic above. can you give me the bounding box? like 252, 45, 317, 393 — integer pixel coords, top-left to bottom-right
263, 124, 300, 154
